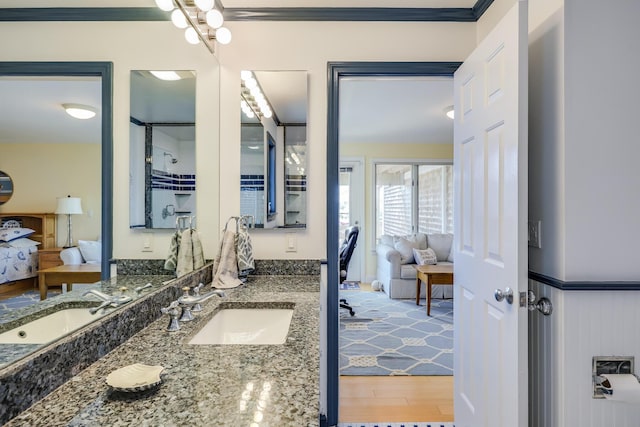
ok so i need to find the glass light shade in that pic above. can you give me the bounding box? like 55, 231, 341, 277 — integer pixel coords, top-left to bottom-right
216, 27, 232, 45
245, 77, 257, 89
55, 197, 83, 215
63, 104, 97, 120
149, 71, 181, 81
263, 109, 272, 119
185, 27, 200, 44
245, 110, 255, 119
445, 105, 455, 119
205, 9, 224, 29
155, 0, 174, 12
171, 9, 189, 28
195, 0, 214, 12
240, 70, 252, 81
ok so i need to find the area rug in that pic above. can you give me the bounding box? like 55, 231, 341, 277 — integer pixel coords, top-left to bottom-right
340, 290, 453, 376
340, 281, 361, 290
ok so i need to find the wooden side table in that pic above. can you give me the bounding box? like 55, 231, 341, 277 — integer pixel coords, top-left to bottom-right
38, 247, 63, 271
414, 264, 454, 316
38, 264, 102, 300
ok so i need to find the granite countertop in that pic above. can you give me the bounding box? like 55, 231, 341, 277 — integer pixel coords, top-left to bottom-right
7, 275, 320, 427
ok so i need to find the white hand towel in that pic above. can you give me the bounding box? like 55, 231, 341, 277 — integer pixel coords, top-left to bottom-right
164, 231, 181, 271
191, 229, 205, 271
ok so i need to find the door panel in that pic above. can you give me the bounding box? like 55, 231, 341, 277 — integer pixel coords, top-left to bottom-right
453, 1, 528, 426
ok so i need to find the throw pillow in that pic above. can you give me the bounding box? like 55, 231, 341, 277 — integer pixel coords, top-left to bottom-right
394, 237, 420, 264
0, 227, 35, 242
78, 240, 101, 263
413, 248, 438, 265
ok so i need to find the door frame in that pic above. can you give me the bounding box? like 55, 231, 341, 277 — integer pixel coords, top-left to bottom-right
339, 157, 364, 282
325, 61, 461, 425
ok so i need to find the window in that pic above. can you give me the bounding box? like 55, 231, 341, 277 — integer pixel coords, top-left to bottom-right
375, 163, 453, 241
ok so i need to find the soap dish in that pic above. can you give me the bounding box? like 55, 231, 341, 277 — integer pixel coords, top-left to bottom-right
106, 363, 164, 392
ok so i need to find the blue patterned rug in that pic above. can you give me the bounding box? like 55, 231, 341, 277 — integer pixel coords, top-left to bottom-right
340, 290, 453, 376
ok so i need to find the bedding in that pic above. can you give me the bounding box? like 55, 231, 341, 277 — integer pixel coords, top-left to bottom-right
0, 244, 39, 285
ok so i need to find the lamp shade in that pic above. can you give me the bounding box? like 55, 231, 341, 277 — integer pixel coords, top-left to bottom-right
55, 196, 83, 215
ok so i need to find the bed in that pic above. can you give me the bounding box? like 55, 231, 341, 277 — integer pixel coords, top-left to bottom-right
0, 213, 56, 296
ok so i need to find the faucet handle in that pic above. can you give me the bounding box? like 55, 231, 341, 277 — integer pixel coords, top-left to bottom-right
160, 300, 180, 314
161, 300, 181, 332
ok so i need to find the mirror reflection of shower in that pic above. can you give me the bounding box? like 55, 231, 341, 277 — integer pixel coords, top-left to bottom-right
164, 152, 178, 165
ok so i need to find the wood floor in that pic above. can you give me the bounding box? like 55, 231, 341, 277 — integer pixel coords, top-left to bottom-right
339, 375, 454, 422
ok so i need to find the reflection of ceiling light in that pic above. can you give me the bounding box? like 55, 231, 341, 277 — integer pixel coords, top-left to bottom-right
248, 145, 260, 150
240, 71, 275, 121
63, 103, 97, 120
291, 152, 300, 164
185, 27, 200, 44
149, 71, 181, 81
444, 105, 454, 119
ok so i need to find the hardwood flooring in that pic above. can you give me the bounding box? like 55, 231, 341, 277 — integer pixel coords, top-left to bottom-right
339, 375, 454, 422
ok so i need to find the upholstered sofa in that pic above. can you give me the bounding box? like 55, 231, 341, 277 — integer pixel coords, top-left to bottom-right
376, 232, 453, 299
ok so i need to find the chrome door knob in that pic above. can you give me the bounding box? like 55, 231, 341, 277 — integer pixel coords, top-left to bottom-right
494, 287, 514, 304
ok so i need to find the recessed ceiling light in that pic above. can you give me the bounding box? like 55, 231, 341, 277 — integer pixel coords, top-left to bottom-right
248, 145, 260, 150
149, 70, 182, 81
444, 105, 454, 120
63, 103, 97, 120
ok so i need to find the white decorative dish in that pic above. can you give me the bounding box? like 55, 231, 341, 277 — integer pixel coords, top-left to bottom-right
106, 363, 165, 392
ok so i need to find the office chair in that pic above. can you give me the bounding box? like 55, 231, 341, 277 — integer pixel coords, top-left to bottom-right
339, 225, 359, 316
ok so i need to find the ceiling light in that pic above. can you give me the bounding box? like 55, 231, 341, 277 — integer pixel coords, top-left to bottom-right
63, 103, 97, 120
248, 145, 260, 150
241, 70, 252, 81
149, 71, 181, 81
444, 105, 454, 120
155, 0, 174, 12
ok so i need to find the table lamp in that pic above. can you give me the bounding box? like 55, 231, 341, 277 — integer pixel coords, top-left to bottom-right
55, 195, 83, 248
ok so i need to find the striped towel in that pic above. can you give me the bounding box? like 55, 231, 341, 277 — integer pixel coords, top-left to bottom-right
164, 231, 181, 271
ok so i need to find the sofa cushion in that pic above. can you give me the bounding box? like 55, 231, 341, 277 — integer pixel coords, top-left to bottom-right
427, 233, 453, 262
447, 244, 454, 262
394, 237, 421, 264
400, 264, 418, 280
413, 248, 438, 265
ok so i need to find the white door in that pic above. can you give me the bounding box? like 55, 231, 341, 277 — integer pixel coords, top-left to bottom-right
453, 1, 528, 426
339, 159, 364, 282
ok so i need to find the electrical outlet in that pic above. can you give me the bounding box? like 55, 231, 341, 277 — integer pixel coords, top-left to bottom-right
528, 220, 542, 248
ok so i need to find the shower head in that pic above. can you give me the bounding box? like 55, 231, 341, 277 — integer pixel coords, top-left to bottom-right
164, 152, 178, 164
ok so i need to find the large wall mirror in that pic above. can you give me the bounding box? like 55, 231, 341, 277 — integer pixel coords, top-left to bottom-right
240, 71, 307, 229
129, 70, 196, 229
0, 61, 113, 366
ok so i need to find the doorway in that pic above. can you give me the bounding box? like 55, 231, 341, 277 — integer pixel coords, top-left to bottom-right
327, 62, 461, 426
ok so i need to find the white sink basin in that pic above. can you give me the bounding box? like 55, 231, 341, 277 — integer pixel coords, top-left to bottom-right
189, 305, 294, 345
0, 307, 109, 345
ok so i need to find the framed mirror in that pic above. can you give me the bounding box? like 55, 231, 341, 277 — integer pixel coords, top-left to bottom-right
239, 71, 308, 229
129, 70, 196, 229
0, 171, 13, 205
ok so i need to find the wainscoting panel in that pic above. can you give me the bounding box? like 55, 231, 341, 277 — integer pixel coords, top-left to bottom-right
529, 280, 640, 427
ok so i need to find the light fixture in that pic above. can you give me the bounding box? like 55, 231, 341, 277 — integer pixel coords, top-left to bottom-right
149, 70, 182, 81
155, 0, 174, 12
55, 195, 83, 248
240, 71, 275, 122
156, 0, 231, 53
444, 105, 455, 120
63, 103, 97, 120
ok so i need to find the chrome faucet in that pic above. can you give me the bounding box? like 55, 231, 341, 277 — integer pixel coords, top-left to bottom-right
83, 289, 133, 314
135, 283, 153, 294
175, 285, 226, 323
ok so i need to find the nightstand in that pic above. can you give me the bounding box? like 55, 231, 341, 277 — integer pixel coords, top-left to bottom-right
38, 247, 64, 271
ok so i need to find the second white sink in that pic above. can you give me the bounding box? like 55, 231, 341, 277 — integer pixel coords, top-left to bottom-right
189, 304, 294, 345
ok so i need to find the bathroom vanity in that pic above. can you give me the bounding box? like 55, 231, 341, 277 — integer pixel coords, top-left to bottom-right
4, 273, 319, 426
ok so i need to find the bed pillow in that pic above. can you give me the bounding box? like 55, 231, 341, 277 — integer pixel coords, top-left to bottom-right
413, 248, 438, 265
0, 227, 35, 242
78, 240, 101, 264
7, 237, 41, 248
